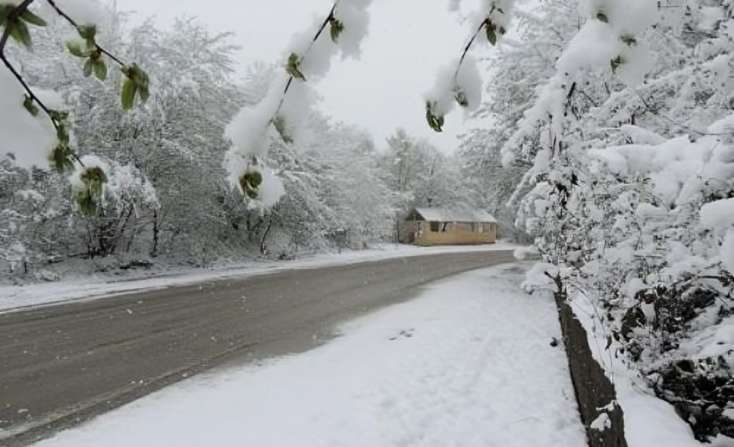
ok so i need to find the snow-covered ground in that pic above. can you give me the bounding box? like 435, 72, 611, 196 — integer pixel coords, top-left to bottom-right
34, 263, 585, 447
0, 242, 520, 314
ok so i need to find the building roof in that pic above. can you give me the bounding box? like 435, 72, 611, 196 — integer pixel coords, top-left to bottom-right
413, 207, 497, 223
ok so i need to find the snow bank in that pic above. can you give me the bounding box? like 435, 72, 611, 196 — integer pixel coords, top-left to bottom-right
570, 297, 731, 447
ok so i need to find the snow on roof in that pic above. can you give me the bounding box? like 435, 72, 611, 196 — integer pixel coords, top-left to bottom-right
413, 208, 497, 223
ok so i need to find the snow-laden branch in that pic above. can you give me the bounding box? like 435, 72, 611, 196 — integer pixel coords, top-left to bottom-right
0, 0, 149, 214
501, 0, 659, 170
1, 1, 60, 149
224, 0, 373, 210
425, 0, 515, 133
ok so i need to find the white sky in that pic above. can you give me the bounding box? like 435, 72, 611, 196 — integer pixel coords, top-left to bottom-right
113, 0, 485, 152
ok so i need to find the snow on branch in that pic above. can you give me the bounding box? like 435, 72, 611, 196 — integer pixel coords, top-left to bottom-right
224, 0, 374, 210
0, 0, 149, 214
501, 0, 658, 170
425, 0, 515, 133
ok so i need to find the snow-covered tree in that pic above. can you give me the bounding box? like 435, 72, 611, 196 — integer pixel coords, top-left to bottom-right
456, 0, 579, 241
310, 122, 396, 247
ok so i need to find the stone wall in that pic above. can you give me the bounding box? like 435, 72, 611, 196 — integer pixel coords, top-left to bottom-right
553, 279, 628, 447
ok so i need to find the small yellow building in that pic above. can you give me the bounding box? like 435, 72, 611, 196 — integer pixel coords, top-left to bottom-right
400, 207, 498, 246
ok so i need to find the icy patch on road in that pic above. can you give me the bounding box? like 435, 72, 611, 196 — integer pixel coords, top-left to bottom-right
35, 263, 585, 447
0, 242, 520, 314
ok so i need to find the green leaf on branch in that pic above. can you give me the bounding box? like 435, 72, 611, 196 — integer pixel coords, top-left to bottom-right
454, 89, 469, 108
0, 4, 13, 26
49, 143, 75, 173
620, 35, 637, 46
8, 19, 32, 47
20, 9, 46, 27
132, 64, 150, 100
329, 17, 344, 43
425, 101, 445, 133
239, 168, 263, 200
0, 4, 47, 46
83, 58, 93, 77
77, 24, 97, 46
286, 53, 306, 81
75, 190, 97, 215
272, 115, 294, 144
81, 166, 107, 196
47, 109, 76, 172
66, 40, 91, 57
610, 55, 624, 73
121, 78, 137, 110
75, 166, 108, 215
121, 63, 150, 110
93, 59, 107, 80
49, 109, 70, 134
68, 39, 109, 80
22, 95, 39, 117
485, 19, 498, 46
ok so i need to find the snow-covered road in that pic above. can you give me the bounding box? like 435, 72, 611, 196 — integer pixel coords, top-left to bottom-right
34, 263, 586, 447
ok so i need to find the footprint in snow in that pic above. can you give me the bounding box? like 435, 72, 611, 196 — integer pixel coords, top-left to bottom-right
389, 329, 415, 341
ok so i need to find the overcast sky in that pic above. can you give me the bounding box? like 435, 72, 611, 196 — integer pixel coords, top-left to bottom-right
113, 0, 485, 152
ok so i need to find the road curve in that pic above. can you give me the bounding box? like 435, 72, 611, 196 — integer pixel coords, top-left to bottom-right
0, 249, 516, 446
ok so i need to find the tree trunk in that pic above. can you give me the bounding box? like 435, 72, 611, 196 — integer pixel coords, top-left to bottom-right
260, 215, 273, 255
151, 210, 160, 258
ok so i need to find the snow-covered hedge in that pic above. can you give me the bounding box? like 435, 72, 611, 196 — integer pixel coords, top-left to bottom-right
492, 0, 734, 442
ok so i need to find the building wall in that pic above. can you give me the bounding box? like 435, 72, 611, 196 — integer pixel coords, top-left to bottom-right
411, 221, 496, 246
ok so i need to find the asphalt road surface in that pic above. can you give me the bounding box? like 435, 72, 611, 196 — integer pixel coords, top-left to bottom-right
0, 249, 516, 446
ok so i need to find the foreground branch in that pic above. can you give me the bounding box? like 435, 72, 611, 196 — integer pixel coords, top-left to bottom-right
276, 2, 338, 114
453, 19, 488, 82
0, 0, 54, 118
45, 0, 127, 67
0, 0, 84, 167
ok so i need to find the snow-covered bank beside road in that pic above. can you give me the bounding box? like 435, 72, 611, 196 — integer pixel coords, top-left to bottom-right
571, 297, 734, 447
0, 242, 519, 313
34, 263, 585, 447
